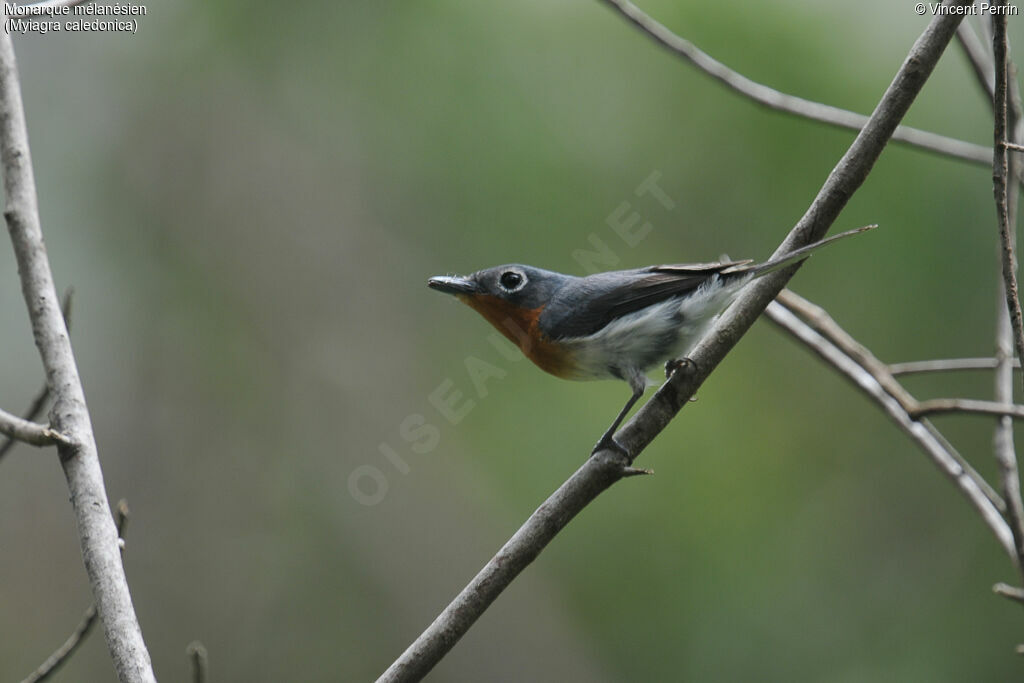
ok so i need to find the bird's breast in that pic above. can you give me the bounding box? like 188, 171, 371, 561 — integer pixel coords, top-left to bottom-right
457, 293, 579, 379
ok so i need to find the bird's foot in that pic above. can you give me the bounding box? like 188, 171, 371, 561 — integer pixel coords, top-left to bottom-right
591, 432, 630, 460
665, 357, 699, 402
664, 357, 698, 379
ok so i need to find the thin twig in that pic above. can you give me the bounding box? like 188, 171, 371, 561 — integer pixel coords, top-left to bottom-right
912, 398, 1024, 420
957, 20, 995, 102
0, 387, 51, 459
0, 407, 69, 447
595, 0, 992, 166
378, 7, 980, 680
774, 289, 918, 410
990, 12, 1024, 571
771, 289, 1006, 518
951, 6, 1024, 575
21, 501, 131, 683
992, 15, 1024, 394
1006, 141, 1024, 153
994, 202, 1024, 572
186, 642, 208, 683
0, 31, 155, 683
994, 581, 1024, 604
889, 357, 1020, 375
765, 300, 1016, 561
0, 287, 73, 462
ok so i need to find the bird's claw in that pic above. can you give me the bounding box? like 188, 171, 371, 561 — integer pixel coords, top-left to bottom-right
665, 357, 698, 379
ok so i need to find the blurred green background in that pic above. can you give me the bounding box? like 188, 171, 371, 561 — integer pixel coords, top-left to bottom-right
1, 1, 1022, 680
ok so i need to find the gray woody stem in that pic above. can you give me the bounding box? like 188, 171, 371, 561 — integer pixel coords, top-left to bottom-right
765, 293, 1015, 562
0, 406, 67, 447
597, 0, 992, 166
990, 13, 1024, 571
378, 4, 976, 681
0, 31, 156, 683
992, 15, 1024, 396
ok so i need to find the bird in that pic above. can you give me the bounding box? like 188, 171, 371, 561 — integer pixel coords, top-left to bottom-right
428, 225, 874, 457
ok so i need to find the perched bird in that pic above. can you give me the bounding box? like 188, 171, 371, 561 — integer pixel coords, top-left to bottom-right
428, 225, 873, 456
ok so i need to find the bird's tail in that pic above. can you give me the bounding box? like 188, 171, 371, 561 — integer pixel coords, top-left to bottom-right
733, 224, 876, 278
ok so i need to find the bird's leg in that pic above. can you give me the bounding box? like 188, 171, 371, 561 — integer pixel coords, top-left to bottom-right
591, 385, 643, 459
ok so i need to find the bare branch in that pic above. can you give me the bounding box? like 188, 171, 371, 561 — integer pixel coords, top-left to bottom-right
992, 16, 1024, 394
889, 357, 1020, 375
989, 12, 1024, 570
21, 501, 131, 683
765, 300, 1016, 561
773, 288, 917, 407
773, 289, 1005, 511
0, 407, 68, 447
0, 31, 155, 683
0, 387, 51, 459
993, 214, 1024, 571
956, 20, 995, 102
912, 398, 1024, 420
0, 287, 73, 461
950, 9, 1024, 572
378, 7, 982, 680
994, 581, 1024, 604
595, 0, 992, 166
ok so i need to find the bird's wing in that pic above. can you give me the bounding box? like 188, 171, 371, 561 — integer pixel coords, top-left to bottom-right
542, 262, 749, 339
650, 260, 753, 274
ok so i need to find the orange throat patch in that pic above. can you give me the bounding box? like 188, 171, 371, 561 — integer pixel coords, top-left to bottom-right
457, 293, 576, 379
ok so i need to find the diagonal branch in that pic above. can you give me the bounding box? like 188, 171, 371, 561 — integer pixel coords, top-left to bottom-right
378, 5, 979, 681
596, 0, 992, 166
957, 20, 994, 102
770, 288, 1005, 515
0, 31, 155, 683
0, 287, 73, 462
764, 298, 1015, 561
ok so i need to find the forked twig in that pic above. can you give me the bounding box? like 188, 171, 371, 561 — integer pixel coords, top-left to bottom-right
765, 295, 1015, 561
596, 0, 992, 166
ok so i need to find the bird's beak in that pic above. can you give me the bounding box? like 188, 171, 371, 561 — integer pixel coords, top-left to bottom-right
428, 275, 479, 296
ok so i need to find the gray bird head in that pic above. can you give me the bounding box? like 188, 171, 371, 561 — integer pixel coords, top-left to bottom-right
427, 264, 570, 312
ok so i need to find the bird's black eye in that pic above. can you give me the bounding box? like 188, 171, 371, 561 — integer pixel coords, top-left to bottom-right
499, 270, 524, 291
